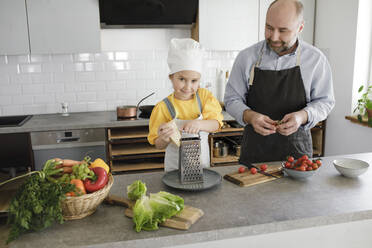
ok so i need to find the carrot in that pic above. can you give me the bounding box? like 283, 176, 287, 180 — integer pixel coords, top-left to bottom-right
62, 159, 82, 167
67, 179, 86, 196
62, 167, 73, 174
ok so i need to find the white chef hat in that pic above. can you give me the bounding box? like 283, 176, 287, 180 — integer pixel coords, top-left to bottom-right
167, 38, 204, 75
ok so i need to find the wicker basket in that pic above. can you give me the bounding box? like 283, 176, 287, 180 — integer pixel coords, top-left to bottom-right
61, 174, 114, 220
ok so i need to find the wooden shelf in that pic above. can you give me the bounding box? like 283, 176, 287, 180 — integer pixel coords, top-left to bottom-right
108, 126, 149, 140
111, 143, 165, 156
111, 161, 164, 172
345, 115, 371, 128
211, 154, 239, 164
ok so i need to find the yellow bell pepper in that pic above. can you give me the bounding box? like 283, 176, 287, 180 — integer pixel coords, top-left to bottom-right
90, 158, 110, 174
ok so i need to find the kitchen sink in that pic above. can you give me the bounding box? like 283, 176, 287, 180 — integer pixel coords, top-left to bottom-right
0, 115, 32, 127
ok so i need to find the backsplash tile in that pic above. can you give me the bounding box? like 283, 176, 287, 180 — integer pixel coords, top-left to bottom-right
0, 49, 238, 116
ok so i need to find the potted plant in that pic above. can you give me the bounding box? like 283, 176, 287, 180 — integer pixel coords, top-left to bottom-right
353, 84, 372, 126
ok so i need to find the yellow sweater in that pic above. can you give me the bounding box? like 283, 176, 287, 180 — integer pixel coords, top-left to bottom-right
148, 88, 223, 145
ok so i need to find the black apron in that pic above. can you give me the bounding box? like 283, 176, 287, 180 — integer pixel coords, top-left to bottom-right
239, 43, 313, 164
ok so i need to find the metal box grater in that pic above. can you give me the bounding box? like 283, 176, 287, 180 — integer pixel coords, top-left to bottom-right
178, 137, 204, 184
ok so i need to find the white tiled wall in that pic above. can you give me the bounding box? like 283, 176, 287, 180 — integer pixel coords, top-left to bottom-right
0, 50, 238, 116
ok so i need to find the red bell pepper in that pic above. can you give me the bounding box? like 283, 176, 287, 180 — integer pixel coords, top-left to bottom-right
84, 167, 108, 193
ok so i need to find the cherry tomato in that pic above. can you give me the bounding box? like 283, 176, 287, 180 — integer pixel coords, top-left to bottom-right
250, 167, 257, 174
306, 166, 313, 171
306, 159, 313, 166
299, 165, 306, 171
285, 162, 292, 168
238, 166, 246, 173
316, 160, 322, 166
260, 164, 268, 171
312, 164, 319, 170
287, 156, 294, 163
301, 155, 309, 161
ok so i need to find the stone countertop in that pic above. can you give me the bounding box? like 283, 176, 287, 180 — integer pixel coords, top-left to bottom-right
0, 111, 236, 134
2, 152, 372, 248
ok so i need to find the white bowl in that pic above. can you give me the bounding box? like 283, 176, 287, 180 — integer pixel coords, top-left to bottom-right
333, 158, 369, 178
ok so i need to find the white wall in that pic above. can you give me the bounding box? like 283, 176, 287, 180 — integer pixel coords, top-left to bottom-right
315, 0, 372, 155
0, 29, 237, 116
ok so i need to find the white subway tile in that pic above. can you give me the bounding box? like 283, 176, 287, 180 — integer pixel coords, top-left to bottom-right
31, 73, 52, 83
95, 71, 116, 81
7, 55, 30, 64
146, 60, 167, 71
22, 84, 44, 95
106, 100, 127, 110
130, 50, 154, 60
10, 74, 32, 84
64, 83, 85, 92
30, 55, 51, 63
55, 93, 76, 103
154, 71, 169, 80
2, 105, 23, 115
94, 52, 114, 61
0, 85, 22, 95
106, 81, 126, 90
52, 54, 73, 63
105, 61, 128, 71
135, 71, 154, 80
0, 65, 18, 74
76, 92, 96, 102
127, 61, 145, 71
20, 64, 42, 73
85, 62, 104, 72
154, 50, 168, 60
0, 75, 10, 85
116, 90, 137, 101
76, 72, 95, 82
146, 79, 166, 89
12, 95, 33, 105
85, 82, 105, 91
63, 63, 84, 72
0, 56, 7, 65
69, 102, 87, 112
0, 96, 12, 105
45, 103, 60, 114
116, 71, 136, 80
23, 104, 47, 115
126, 80, 146, 89
96, 91, 117, 101
115, 52, 129, 60
44, 83, 64, 93
87, 102, 107, 111
33, 94, 56, 104
41, 63, 63, 73
54, 72, 75, 82
74, 53, 94, 62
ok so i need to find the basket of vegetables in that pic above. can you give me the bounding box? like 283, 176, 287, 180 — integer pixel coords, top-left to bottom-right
56, 157, 113, 220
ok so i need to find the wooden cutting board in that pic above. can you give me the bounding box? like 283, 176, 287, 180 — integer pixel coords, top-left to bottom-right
104, 194, 204, 230
224, 162, 284, 187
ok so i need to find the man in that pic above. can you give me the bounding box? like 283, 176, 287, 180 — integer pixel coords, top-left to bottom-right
224, 0, 335, 163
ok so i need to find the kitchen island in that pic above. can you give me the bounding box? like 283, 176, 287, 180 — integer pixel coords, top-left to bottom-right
1, 152, 372, 248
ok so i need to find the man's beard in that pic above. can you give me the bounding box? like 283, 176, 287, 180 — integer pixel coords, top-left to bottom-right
267, 38, 296, 54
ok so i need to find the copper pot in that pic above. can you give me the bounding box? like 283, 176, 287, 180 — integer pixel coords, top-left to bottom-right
117, 92, 154, 119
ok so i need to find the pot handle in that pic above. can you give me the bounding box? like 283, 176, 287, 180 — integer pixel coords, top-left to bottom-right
136, 92, 155, 110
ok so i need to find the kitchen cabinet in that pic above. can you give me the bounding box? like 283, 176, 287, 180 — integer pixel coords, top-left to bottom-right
0, 0, 29, 55
107, 126, 165, 172
259, 0, 315, 44
0, 0, 100, 55
198, 0, 259, 50
26, 0, 100, 54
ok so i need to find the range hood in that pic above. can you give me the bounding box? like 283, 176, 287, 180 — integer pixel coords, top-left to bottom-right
99, 0, 198, 28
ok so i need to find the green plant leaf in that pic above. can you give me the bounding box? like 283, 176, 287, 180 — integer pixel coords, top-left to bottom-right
366, 100, 372, 109
357, 114, 362, 122
368, 118, 372, 127
358, 85, 364, 93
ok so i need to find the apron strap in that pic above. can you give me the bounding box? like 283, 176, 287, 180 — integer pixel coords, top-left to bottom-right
296, 44, 301, 66
163, 90, 203, 120
249, 44, 265, 86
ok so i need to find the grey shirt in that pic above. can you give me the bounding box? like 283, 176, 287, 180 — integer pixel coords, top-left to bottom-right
224, 40, 335, 129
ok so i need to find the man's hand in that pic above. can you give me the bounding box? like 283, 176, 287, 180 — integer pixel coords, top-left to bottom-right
276, 110, 308, 136
243, 109, 276, 136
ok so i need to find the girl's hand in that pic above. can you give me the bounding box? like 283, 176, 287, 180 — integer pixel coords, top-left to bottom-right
182, 120, 201, 134
157, 123, 174, 144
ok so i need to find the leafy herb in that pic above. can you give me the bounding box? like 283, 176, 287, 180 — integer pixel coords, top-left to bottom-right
4, 159, 75, 244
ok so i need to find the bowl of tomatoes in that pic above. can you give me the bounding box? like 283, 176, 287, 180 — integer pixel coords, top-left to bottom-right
282, 155, 322, 179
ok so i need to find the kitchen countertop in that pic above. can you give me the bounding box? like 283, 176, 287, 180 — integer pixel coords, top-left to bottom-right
0, 111, 236, 134
2, 152, 372, 248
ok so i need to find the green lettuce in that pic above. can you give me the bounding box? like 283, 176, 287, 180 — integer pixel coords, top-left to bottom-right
127, 180, 147, 201
132, 191, 184, 232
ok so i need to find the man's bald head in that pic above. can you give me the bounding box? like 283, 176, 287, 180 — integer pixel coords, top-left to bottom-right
269, 0, 304, 24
